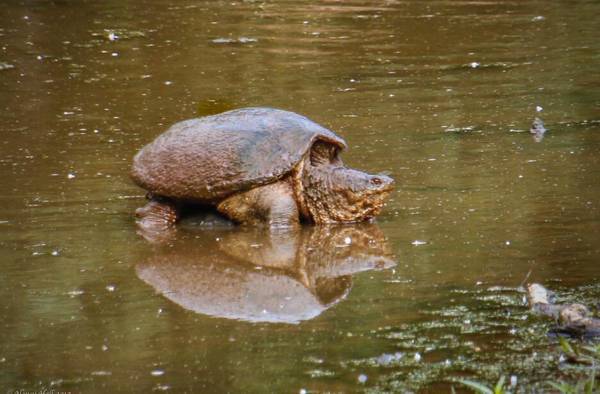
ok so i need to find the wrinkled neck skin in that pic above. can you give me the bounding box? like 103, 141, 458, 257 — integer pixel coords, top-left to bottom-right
298, 157, 393, 224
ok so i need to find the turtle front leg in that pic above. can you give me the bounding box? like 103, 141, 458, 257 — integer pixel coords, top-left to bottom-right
135, 198, 180, 232
217, 181, 300, 228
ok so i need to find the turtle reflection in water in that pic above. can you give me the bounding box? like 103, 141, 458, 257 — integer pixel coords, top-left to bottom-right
136, 224, 395, 324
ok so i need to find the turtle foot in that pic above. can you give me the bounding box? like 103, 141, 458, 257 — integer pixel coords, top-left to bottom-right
135, 200, 179, 232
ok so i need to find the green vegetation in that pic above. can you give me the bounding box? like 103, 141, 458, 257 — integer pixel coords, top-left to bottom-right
456, 376, 507, 394
455, 339, 599, 393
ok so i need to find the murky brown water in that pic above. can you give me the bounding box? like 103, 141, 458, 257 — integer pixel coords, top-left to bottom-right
1, 0, 599, 392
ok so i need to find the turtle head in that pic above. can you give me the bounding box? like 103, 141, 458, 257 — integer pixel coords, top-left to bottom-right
301, 142, 394, 223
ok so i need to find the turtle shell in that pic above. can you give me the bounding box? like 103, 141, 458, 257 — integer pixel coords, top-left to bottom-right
131, 107, 347, 202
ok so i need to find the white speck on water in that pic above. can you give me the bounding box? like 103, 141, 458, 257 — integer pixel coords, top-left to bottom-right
151, 369, 165, 376
414, 352, 421, 362
111, 52, 118, 57
412, 240, 427, 246
358, 374, 368, 383
300, 389, 307, 394
532, 15, 545, 22
476, 281, 483, 285
505, 241, 511, 245
344, 236, 352, 245
63, 111, 74, 115
445, 359, 452, 366
463, 319, 471, 324
509, 328, 517, 335
23, 15, 29, 20
536, 105, 543, 112
518, 175, 523, 178
91, 371, 112, 376
101, 344, 108, 351
106, 284, 116, 292
469, 62, 480, 68
108, 32, 118, 41
510, 375, 518, 386
164, 81, 173, 85
51, 250, 60, 256
67, 289, 84, 297
0, 357, 5, 363
37, 55, 43, 60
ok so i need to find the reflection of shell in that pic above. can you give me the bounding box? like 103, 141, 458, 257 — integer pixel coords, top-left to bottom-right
137, 261, 327, 323
136, 224, 395, 324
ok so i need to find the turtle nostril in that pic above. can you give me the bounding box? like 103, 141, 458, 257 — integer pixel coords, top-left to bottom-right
371, 177, 382, 185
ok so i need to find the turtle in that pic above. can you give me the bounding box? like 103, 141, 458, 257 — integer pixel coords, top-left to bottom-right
131, 107, 394, 230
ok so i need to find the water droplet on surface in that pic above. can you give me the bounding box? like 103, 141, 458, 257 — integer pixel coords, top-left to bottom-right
67, 173, 76, 179
106, 284, 116, 292
469, 62, 480, 68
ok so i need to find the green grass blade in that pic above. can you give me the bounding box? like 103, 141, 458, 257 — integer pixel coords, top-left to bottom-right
457, 379, 494, 394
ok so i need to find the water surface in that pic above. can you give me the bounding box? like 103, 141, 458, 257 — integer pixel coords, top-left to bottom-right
1, 0, 599, 392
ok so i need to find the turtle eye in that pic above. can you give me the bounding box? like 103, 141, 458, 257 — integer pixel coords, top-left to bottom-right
371, 177, 382, 185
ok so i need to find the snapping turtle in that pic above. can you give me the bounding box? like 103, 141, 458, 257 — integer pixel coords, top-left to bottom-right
131, 107, 394, 229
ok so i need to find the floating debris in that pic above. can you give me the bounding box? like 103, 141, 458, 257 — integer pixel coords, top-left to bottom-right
91, 29, 146, 40
0, 62, 15, 71
530, 117, 547, 142
412, 240, 427, 246
91, 371, 112, 376
211, 37, 258, 44
151, 369, 165, 376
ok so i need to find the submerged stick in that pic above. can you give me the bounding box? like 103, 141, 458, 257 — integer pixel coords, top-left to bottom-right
527, 283, 600, 337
